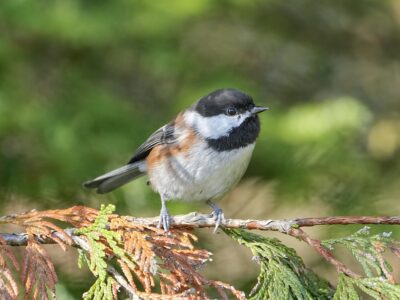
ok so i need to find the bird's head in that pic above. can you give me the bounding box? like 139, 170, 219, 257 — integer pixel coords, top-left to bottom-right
185, 88, 268, 140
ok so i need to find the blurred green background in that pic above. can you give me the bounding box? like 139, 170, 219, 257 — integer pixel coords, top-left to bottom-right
1, 0, 400, 298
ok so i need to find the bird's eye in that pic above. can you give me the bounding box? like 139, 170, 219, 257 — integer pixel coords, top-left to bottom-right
226, 107, 237, 116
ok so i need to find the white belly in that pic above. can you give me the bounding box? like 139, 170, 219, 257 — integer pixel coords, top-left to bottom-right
147, 143, 255, 201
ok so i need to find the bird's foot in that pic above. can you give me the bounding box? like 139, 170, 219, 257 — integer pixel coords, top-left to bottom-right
207, 200, 225, 233
157, 205, 171, 232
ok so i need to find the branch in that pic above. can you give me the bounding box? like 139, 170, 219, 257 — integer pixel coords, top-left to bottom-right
124, 212, 400, 231
2, 212, 400, 283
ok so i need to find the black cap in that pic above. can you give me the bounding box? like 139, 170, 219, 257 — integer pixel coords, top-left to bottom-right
193, 88, 254, 117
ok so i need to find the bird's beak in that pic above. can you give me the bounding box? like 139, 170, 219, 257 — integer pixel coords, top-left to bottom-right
251, 106, 269, 115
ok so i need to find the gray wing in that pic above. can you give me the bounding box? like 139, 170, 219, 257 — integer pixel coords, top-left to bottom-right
128, 123, 176, 164
83, 122, 176, 194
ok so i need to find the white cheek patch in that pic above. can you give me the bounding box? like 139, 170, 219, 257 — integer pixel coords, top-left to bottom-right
184, 111, 251, 139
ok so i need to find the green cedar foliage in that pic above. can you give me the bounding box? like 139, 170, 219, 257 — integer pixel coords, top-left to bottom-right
334, 274, 400, 300
224, 229, 333, 300
226, 228, 400, 300
322, 227, 399, 279
324, 227, 400, 299
77, 204, 125, 299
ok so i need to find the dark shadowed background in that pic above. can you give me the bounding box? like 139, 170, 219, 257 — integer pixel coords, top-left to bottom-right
1, 0, 400, 298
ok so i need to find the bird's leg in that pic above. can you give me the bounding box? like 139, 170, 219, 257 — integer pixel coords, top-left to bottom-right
206, 200, 225, 233
158, 195, 171, 231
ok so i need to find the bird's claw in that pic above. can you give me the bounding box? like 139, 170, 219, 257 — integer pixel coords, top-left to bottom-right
210, 207, 225, 233
158, 206, 171, 232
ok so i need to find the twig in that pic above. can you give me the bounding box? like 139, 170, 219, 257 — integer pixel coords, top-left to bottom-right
106, 266, 141, 300
294, 216, 400, 227
287, 228, 360, 278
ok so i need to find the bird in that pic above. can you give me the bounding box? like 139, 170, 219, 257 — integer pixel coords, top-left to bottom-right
83, 88, 268, 232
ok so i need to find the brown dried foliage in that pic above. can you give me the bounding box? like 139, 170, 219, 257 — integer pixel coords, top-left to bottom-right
1, 206, 98, 299
0, 206, 244, 299
22, 242, 58, 300
0, 236, 19, 300
11, 206, 98, 228
110, 217, 245, 300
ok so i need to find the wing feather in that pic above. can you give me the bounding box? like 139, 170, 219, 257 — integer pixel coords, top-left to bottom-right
128, 123, 176, 164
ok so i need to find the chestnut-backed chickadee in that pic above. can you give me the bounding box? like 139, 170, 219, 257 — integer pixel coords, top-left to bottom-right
84, 88, 268, 231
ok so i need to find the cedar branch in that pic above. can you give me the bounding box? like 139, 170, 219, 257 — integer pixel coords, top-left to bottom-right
123, 213, 400, 231
2, 212, 400, 284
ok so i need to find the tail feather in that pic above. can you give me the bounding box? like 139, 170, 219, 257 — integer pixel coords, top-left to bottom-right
83, 162, 145, 194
